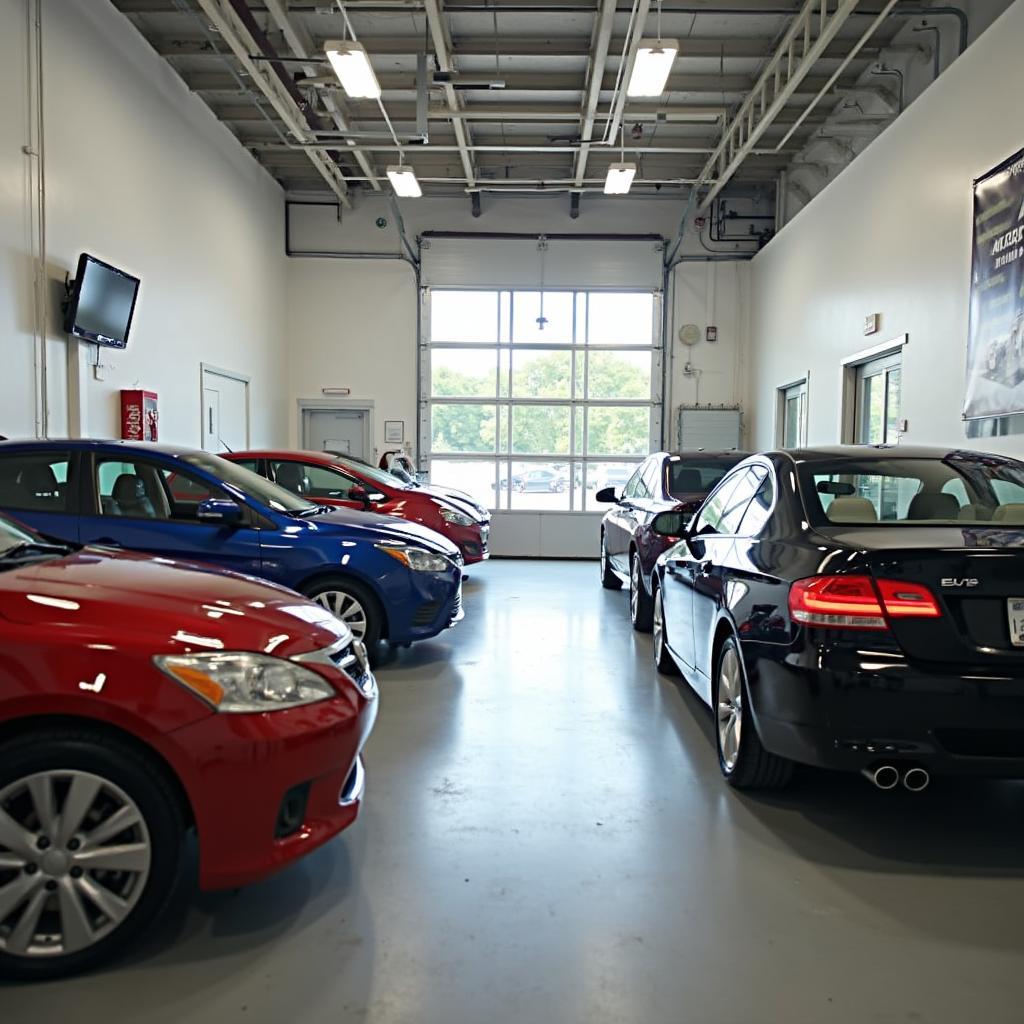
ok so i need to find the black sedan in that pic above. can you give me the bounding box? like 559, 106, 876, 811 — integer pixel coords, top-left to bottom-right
598, 451, 747, 631
649, 445, 1024, 791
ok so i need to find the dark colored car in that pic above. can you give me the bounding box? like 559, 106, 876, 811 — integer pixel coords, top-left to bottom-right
0, 440, 463, 653
224, 450, 491, 564
494, 467, 567, 493
648, 444, 1024, 791
0, 510, 376, 980
597, 451, 747, 630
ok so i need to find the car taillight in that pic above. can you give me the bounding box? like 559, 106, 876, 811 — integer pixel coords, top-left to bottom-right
789, 575, 941, 630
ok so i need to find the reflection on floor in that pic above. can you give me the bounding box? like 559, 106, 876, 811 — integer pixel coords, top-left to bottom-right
9, 561, 1024, 1023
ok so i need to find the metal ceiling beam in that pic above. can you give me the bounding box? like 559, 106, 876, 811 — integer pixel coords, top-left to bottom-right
573, 0, 617, 187
151, 35, 880, 60
421, 0, 477, 187
695, 0, 861, 209
192, 0, 352, 205
263, 0, 381, 188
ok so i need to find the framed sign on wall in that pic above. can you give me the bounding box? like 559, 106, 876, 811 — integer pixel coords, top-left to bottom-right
963, 147, 1024, 422
384, 419, 405, 444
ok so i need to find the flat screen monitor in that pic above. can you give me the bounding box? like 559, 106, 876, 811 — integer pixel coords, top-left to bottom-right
63, 253, 140, 349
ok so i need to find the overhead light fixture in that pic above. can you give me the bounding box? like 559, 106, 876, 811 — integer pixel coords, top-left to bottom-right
324, 40, 381, 99
604, 162, 637, 195
626, 39, 679, 97
387, 165, 422, 198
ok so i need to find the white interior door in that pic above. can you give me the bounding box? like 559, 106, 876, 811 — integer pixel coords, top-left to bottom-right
201, 367, 249, 453
303, 409, 368, 459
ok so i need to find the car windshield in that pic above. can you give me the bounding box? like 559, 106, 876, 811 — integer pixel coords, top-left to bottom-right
667, 456, 744, 497
799, 453, 1024, 526
333, 457, 401, 491
0, 514, 38, 555
182, 452, 317, 515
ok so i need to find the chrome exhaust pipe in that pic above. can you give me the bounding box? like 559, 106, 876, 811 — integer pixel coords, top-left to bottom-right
903, 767, 930, 792
862, 764, 900, 790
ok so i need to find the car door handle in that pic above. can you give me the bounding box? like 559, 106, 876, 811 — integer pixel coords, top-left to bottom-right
94, 537, 122, 547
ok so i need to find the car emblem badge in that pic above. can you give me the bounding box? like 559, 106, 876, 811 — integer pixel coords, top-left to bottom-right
940, 578, 980, 588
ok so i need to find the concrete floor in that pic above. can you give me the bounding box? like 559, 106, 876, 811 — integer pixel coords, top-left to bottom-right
7, 560, 1024, 1022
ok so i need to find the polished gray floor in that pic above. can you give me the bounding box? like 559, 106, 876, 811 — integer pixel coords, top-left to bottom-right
7, 560, 1024, 1022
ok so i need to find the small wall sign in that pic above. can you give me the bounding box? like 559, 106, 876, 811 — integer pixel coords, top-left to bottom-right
384, 420, 405, 444
863, 313, 880, 336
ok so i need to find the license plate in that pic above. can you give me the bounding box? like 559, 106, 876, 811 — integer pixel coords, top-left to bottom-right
1008, 599, 1024, 646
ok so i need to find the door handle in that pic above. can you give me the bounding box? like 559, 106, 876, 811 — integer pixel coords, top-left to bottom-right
94, 537, 122, 548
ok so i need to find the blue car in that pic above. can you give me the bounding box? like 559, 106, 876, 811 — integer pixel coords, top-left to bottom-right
0, 440, 463, 652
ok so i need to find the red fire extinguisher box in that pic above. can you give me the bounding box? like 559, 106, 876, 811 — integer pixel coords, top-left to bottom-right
120, 390, 158, 441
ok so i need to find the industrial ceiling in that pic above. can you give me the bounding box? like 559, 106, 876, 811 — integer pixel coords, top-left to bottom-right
111, 0, 932, 205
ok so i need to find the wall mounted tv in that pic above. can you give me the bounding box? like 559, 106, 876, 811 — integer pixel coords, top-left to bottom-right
63, 253, 141, 349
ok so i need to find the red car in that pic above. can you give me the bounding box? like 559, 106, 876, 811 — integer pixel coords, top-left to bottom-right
225, 450, 491, 564
0, 512, 376, 980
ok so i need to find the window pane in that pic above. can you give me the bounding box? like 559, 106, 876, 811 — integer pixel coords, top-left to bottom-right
431, 291, 498, 343
587, 293, 654, 345
511, 405, 571, 455
512, 291, 574, 344
431, 403, 496, 453
428, 458, 496, 510
885, 368, 902, 442
587, 350, 652, 399
584, 461, 637, 509
431, 348, 498, 398
586, 406, 650, 457
0, 453, 70, 512
508, 461, 570, 511
511, 349, 572, 399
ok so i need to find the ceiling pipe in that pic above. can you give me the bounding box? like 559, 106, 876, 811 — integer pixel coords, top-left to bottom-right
573, 0, 618, 186
262, 0, 381, 188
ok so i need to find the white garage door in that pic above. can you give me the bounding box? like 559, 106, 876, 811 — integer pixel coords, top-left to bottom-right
419, 238, 664, 558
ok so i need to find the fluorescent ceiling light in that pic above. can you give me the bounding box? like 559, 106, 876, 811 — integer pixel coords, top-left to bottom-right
387, 165, 423, 198
324, 40, 381, 99
604, 162, 637, 195
626, 39, 679, 97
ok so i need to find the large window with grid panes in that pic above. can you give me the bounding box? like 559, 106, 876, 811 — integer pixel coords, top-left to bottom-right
421, 288, 662, 512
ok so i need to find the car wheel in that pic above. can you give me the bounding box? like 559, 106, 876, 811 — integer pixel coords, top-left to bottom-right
304, 576, 383, 651
600, 534, 622, 590
0, 729, 185, 981
652, 584, 679, 675
629, 552, 654, 633
715, 637, 793, 790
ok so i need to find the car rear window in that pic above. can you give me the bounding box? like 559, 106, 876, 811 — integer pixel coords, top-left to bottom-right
799, 454, 1024, 526
666, 457, 744, 498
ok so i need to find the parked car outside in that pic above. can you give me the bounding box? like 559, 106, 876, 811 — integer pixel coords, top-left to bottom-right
649, 444, 1024, 790
224, 449, 491, 564
597, 451, 747, 630
0, 440, 463, 653
0, 510, 376, 979
590, 466, 632, 492
494, 467, 567, 493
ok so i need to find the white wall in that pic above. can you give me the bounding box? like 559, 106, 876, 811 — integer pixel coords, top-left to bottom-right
0, 0, 288, 445
748, 0, 1024, 454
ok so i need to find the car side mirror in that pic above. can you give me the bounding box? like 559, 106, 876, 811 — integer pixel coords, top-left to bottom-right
197, 498, 243, 525
651, 509, 690, 540
595, 486, 619, 504
348, 484, 371, 508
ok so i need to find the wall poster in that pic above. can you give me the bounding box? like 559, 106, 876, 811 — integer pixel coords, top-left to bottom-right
964, 147, 1024, 421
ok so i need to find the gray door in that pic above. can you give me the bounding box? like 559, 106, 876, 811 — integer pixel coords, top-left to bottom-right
303, 408, 369, 460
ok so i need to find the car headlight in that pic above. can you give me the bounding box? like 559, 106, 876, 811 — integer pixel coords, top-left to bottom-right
376, 543, 451, 572
154, 652, 336, 712
438, 508, 474, 527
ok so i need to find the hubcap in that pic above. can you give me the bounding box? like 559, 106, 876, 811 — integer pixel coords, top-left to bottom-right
630, 557, 639, 620
0, 770, 151, 958
653, 590, 664, 660
717, 648, 744, 772
314, 590, 369, 641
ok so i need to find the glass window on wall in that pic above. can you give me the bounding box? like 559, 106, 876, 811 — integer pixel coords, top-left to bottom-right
425, 288, 658, 512
779, 379, 807, 448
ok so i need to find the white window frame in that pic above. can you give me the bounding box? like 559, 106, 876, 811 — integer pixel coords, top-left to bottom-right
775, 375, 809, 448
839, 334, 907, 444
419, 286, 664, 513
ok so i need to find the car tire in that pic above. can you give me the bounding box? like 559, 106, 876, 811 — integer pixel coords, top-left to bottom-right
652, 583, 680, 675
629, 552, 654, 633
303, 576, 383, 653
0, 729, 185, 981
600, 533, 622, 590
715, 636, 793, 791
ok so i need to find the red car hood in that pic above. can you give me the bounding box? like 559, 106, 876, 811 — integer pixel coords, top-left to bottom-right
0, 549, 349, 657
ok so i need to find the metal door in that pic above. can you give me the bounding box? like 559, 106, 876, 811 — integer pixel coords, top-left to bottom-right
303, 409, 368, 460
